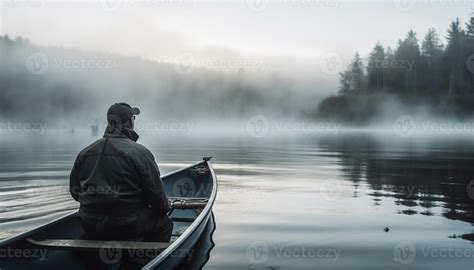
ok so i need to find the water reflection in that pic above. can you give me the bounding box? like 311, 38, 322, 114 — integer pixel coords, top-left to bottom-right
1, 130, 474, 270
176, 213, 216, 270
316, 133, 474, 242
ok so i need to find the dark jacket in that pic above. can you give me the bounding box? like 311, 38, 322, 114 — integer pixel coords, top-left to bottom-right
69, 128, 170, 216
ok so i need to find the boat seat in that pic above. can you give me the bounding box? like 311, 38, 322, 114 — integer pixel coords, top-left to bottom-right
26, 238, 171, 251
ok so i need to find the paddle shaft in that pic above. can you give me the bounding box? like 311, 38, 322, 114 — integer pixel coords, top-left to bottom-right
170, 201, 207, 209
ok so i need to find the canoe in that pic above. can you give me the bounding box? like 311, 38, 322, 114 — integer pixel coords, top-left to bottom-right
175, 211, 216, 270
0, 157, 218, 270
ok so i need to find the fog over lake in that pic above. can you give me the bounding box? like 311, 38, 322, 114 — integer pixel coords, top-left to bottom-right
1, 1, 474, 269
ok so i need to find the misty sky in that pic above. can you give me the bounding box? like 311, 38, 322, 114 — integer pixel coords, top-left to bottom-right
0, 0, 472, 68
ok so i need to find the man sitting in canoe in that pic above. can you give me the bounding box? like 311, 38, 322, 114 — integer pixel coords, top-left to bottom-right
69, 102, 173, 242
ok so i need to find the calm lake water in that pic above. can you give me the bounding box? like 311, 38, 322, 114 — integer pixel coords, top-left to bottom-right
0, 129, 473, 269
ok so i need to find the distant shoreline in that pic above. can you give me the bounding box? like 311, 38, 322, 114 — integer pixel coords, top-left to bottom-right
315, 93, 474, 125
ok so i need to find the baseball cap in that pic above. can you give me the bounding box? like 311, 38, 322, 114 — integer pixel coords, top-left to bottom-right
107, 102, 140, 124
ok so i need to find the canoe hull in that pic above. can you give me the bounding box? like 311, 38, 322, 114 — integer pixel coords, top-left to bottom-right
150, 213, 210, 269
0, 160, 217, 270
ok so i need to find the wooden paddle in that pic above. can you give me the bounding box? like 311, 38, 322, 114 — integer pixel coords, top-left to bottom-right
169, 199, 208, 210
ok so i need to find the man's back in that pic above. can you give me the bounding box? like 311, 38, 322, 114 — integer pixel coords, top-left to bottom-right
70, 133, 168, 212
69, 103, 172, 242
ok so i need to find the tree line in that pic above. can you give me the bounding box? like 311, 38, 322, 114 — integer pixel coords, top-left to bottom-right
339, 16, 474, 96
0, 35, 318, 124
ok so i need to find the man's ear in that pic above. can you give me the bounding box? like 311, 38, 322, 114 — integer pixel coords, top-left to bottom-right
124, 119, 133, 129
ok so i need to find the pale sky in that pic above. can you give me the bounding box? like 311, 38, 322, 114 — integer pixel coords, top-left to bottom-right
0, 0, 472, 66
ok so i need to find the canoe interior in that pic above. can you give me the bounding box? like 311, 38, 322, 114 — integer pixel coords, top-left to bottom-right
0, 160, 215, 270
